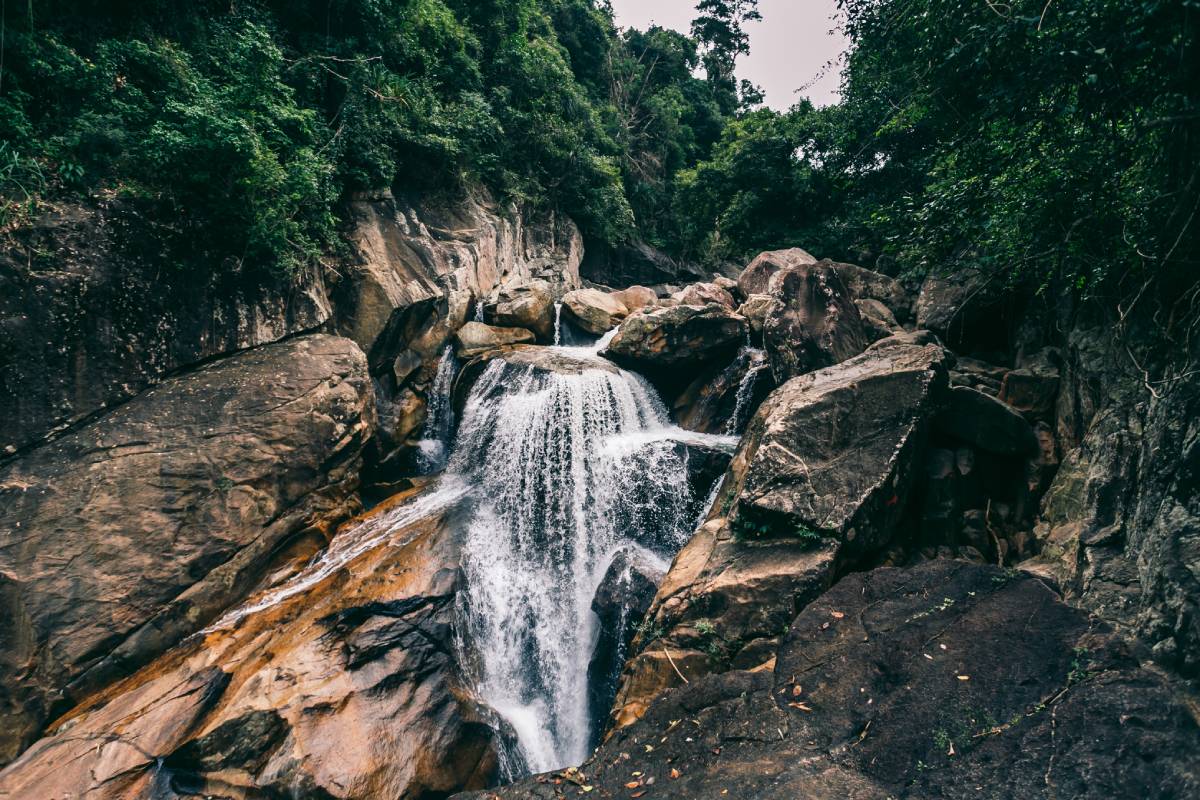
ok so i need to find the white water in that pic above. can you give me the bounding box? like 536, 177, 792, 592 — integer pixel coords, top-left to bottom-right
415, 345, 458, 471
723, 347, 767, 435
449, 340, 695, 774
553, 302, 563, 346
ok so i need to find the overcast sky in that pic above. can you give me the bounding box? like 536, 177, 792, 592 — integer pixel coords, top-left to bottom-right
606, 0, 847, 110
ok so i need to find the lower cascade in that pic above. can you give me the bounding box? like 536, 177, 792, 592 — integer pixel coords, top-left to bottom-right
446, 341, 710, 774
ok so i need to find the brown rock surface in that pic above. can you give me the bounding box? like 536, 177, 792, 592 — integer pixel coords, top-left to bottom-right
604, 304, 747, 373
763, 261, 869, 382
0, 334, 376, 764
671, 281, 736, 309
0, 483, 503, 799
737, 247, 817, 297
453, 321, 536, 358
561, 288, 629, 334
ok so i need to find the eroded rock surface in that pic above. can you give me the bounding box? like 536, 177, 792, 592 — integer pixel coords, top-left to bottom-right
737, 247, 817, 297
0, 484, 503, 799
463, 561, 1200, 800
762, 261, 868, 382
0, 335, 376, 763
454, 321, 537, 358
562, 288, 629, 334
604, 304, 747, 376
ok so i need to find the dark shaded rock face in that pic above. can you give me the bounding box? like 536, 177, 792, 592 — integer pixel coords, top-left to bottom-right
0, 488, 504, 799
604, 304, 747, 376
0, 202, 332, 457
0, 334, 376, 763
463, 561, 1200, 800
581, 239, 705, 287
674, 347, 771, 434
935, 385, 1040, 456
586, 548, 665, 749
763, 262, 869, 382
915, 269, 1023, 358
608, 343, 949, 728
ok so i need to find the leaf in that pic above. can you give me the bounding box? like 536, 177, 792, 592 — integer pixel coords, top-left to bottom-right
670, 768, 681, 779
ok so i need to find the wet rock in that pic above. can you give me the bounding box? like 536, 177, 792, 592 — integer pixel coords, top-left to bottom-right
936, 386, 1040, 456
453, 321, 536, 358
609, 343, 948, 727
468, 561, 1200, 799
587, 548, 665, 747
562, 288, 630, 334
763, 261, 869, 383
605, 304, 748, 375
0, 335, 376, 763
737, 247, 817, 297
674, 348, 771, 434
0, 486, 504, 798
672, 281, 736, 309
1000, 348, 1061, 422
950, 355, 1009, 396
487, 280, 556, 340
867, 328, 941, 352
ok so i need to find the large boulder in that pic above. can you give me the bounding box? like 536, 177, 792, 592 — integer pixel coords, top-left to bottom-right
935, 386, 1040, 456
0, 202, 332, 456
0, 335, 376, 763
914, 269, 1022, 356
467, 561, 1200, 799
763, 261, 869, 382
826, 260, 911, 322
737, 293, 781, 336
614, 285, 658, 312
604, 304, 748, 374
855, 298, 901, 342
453, 321, 536, 358
0, 485, 505, 798
672, 281, 736, 309
674, 347, 771, 434
561, 288, 630, 334
486, 280, 555, 340
608, 343, 948, 727
737, 247, 817, 297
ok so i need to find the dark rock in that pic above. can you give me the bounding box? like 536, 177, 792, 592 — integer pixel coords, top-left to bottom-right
763, 261, 869, 382
868, 328, 942, 352
586, 548, 665, 748
736, 293, 780, 336
673, 347, 771, 434
608, 343, 949, 727
949, 355, 1009, 396
1000, 348, 1061, 422
914, 269, 1023, 357
604, 304, 747, 374
737, 247, 817, 297
0, 335, 376, 763
827, 260, 911, 322
581, 239, 705, 287
855, 298, 901, 342
936, 386, 1040, 456
467, 561, 1200, 799
920, 448, 962, 547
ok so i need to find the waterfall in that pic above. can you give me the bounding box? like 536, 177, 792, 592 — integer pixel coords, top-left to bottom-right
448, 344, 697, 774
723, 347, 766, 435
553, 302, 563, 346
416, 345, 459, 471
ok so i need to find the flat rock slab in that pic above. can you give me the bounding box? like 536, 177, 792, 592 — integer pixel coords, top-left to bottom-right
0, 334, 375, 763
464, 561, 1200, 799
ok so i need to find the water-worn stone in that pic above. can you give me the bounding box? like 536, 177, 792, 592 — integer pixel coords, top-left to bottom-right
614, 285, 658, 312
763, 261, 869, 382
605, 304, 747, 375
737, 293, 781, 336
0, 486, 504, 798
562, 288, 630, 334
487, 280, 556, 340
453, 321, 536, 357
0, 335, 376, 763
674, 347, 771, 434
855, 297, 901, 341
608, 343, 948, 727
466, 561, 1200, 799
672, 281, 736, 309
737, 247, 817, 297
936, 386, 1040, 456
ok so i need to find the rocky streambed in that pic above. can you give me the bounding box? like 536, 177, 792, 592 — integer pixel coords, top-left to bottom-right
2, 204, 1198, 798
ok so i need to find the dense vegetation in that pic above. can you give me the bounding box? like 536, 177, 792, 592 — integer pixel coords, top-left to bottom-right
2, 0, 1196, 310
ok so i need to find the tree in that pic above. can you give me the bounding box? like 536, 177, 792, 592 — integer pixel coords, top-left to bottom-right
690, 0, 760, 112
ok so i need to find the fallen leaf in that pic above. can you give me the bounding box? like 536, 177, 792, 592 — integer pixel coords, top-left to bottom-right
792, 684, 803, 697
831, 610, 845, 619
631, 792, 646, 798
625, 781, 641, 789
788, 702, 813, 711
923, 653, 933, 660
670, 769, 681, 780
644, 745, 654, 753
957, 675, 970, 681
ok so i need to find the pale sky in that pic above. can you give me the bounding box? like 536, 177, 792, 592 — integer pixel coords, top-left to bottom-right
606, 0, 847, 110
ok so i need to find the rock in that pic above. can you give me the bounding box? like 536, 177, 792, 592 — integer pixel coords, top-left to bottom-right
614, 285, 658, 312
827, 260, 911, 321
855, 298, 901, 342
674, 347, 771, 434
0, 201, 333, 456
586, 548, 665, 748
453, 321, 536, 358
581, 239, 706, 287
737, 293, 781, 336
0, 335, 376, 763
867, 328, 941, 352
763, 261, 869, 382
608, 343, 948, 727
950, 355, 1009, 396
914, 269, 1021, 355
487, 280, 556, 340
920, 448, 962, 547
737, 247, 817, 297
0, 485, 506, 798
936, 386, 1040, 456
672, 281, 736, 309
562, 288, 630, 334
1000, 348, 1061, 422
604, 304, 748, 375
711, 274, 741, 302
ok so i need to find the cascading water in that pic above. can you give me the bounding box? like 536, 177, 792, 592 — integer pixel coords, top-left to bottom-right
553, 302, 563, 346
447, 342, 702, 775
416, 345, 459, 471
723, 347, 767, 435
